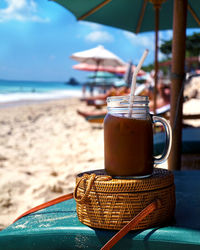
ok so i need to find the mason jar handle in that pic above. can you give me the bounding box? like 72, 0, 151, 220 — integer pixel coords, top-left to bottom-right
153, 116, 172, 165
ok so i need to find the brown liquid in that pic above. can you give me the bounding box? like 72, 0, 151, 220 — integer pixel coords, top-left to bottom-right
104, 113, 153, 176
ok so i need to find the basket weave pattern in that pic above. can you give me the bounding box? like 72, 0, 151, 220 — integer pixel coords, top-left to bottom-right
75, 168, 175, 230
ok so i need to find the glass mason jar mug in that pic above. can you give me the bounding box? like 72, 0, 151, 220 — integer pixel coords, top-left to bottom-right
104, 95, 172, 177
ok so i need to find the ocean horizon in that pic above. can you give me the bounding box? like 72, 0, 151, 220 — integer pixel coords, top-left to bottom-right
0, 79, 83, 106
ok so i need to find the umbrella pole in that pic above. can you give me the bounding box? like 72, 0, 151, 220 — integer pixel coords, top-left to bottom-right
168, 0, 188, 171
153, 6, 159, 114
150, 0, 165, 114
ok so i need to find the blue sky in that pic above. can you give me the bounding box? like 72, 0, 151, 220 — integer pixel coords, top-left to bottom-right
0, 0, 199, 82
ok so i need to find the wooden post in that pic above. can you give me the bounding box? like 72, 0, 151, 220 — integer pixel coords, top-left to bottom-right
168, 0, 188, 171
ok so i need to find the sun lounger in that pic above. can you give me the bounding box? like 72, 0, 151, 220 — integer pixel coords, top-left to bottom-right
150, 104, 170, 115
83, 104, 171, 124
86, 114, 105, 123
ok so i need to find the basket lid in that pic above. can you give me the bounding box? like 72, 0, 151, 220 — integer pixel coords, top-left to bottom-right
76, 168, 174, 193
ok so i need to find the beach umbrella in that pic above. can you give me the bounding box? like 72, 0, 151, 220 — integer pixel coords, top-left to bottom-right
71, 45, 125, 87
87, 71, 122, 89
71, 45, 125, 90
73, 63, 146, 76
72, 63, 123, 73
70, 45, 125, 67
159, 56, 200, 67
52, 0, 200, 171
87, 71, 118, 79
52, 0, 199, 32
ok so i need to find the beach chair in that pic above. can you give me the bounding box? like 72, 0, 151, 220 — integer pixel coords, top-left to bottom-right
84, 104, 171, 124
86, 114, 105, 123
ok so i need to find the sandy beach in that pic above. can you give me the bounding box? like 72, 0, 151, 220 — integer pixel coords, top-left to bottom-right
0, 98, 105, 229
0, 97, 199, 230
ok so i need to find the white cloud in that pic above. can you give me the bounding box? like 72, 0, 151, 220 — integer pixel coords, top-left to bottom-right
158, 31, 173, 60
123, 31, 171, 64
79, 21, 102, 30
123, 31, 154, 50
158, 51, 166, 61
159, 30, 173, 43
79, 20, 114, 43
0, 0, 49, 22
85, 31, 114, 43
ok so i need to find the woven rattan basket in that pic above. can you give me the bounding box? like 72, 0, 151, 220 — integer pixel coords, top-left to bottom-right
74, 168, 175, 231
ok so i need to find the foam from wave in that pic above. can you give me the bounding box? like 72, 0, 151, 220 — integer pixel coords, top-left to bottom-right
0, 89, 82, 103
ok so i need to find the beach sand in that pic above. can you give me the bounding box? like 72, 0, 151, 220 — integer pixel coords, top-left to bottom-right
0, 98, 105, 229
0, 97, 199, 229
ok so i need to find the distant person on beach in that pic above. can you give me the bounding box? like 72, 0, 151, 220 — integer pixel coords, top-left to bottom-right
149, 81, 171, 111
89, 85, 94, 96
82, 85, 86, 97
142, 79, 171, 111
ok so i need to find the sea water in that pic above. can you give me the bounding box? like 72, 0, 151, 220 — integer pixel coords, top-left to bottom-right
0, 79, 83, 107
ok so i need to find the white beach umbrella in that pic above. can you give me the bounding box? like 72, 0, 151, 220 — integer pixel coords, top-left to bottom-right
70, 45, 125, 67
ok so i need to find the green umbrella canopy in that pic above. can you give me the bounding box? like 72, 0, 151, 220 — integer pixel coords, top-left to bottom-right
87, 71, 121, 87
51, 0, 200, 32
87, 71, 118, 79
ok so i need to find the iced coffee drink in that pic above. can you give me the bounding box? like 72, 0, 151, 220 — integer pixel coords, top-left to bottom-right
104, 113, 153, 176
104, 95, 172, 177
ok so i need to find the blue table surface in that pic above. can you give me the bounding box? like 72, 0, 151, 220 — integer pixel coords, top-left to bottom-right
0, 170, 200, 250
154, 127, 200, 154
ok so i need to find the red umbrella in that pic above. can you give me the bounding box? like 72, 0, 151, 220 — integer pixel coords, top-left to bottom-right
73, 63, 146, 76
73, 63, 118, 73
159, 56, 200, 67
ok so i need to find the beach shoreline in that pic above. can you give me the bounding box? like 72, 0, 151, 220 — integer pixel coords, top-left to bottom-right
0, 96, 81, 109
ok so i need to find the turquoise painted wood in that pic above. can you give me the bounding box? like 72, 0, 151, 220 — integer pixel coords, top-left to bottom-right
154, 127, 200, 155
0, 171, 200, 249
